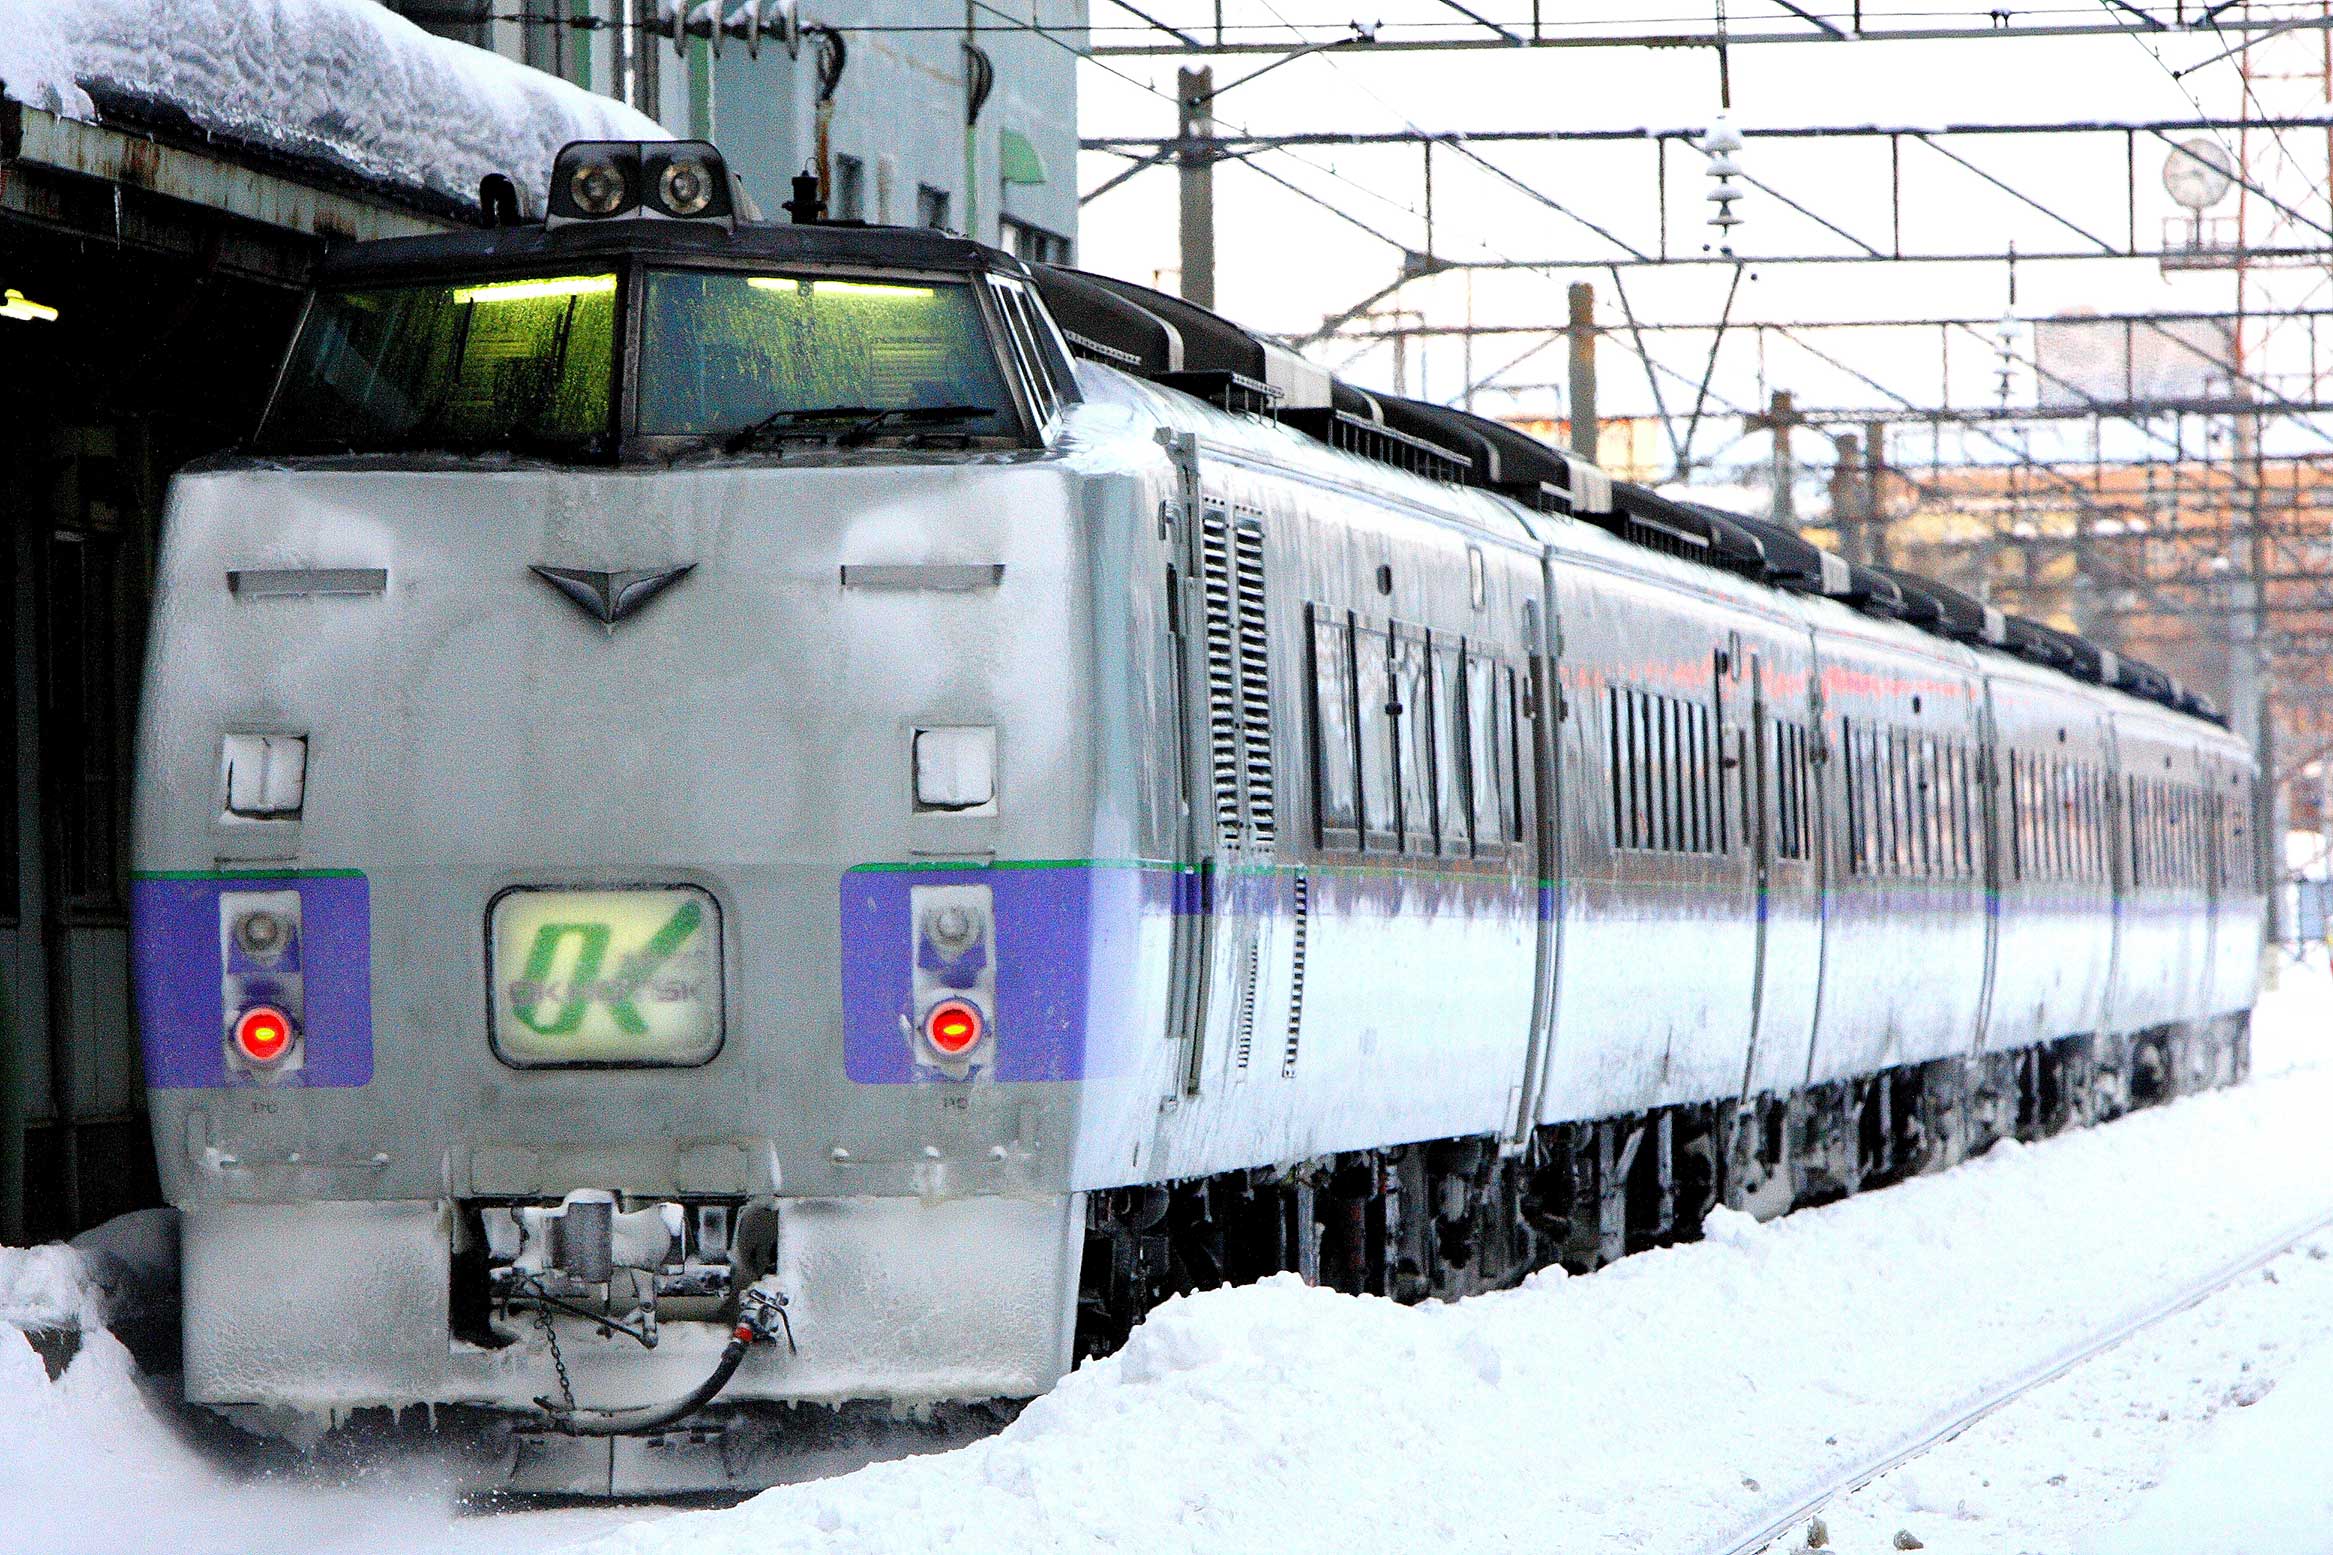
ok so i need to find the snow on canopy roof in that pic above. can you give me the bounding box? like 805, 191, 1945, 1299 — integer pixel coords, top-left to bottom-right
0, 0, 669, 216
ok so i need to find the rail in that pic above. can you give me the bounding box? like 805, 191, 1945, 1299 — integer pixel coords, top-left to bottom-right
1700, 1201, 2333, 1555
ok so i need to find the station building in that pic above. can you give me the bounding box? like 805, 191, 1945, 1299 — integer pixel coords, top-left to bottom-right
382, 0, 1083, 264
0, 0, 1081, 1243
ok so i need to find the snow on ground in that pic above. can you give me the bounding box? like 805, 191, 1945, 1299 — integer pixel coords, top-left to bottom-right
0, 0, 664, 211
1787, 1233, 2333, 1555
566, 962, 2333, 1555
0, 1229, 641, 1555
1790, 955, 2333, 1555
1, 961, 2322, 1554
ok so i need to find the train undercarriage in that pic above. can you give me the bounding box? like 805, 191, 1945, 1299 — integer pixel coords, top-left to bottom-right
1075, 1013, 2252, 1357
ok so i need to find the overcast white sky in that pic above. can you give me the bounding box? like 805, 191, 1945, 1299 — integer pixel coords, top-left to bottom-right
1070, 0, 2333, 476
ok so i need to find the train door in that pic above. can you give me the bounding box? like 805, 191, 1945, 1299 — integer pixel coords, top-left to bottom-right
2098, 717, 2126, 1039
1742, 652, 1772, 1063
1162, 484, 1280, 1100
1735, 642, 1825, 1101
1971, 691, 2004, 1051
1513, 595, 1561, 1138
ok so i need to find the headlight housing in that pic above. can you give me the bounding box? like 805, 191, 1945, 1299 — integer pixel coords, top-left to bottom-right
546, 141, 736, 229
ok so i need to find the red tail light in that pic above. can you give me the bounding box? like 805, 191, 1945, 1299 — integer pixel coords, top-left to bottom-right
233, 1005, 295, 1066
923, 999, 984, 1058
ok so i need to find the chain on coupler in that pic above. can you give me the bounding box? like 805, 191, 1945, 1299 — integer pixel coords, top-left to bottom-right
531, 1275, 795, 1437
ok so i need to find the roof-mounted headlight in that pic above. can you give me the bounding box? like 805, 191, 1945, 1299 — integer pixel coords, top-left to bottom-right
643, 142, 736, 224
571, 158, 633, 217
548, 141, 642, 227
548, 140, 737, 230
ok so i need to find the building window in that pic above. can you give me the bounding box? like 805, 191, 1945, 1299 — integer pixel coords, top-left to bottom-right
833, 156, 865, 222
917, 185, 953, 231
1001, 216, 1073, 267
386, 0, 489, 47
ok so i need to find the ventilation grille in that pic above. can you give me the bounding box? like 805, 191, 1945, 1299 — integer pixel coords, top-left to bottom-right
1233, 520, 1276, 844
1199, 512, 1243, 838
1232, 939, 1261, 1073
1282, 872, 1309, 1077
1198, 509, 1276, 848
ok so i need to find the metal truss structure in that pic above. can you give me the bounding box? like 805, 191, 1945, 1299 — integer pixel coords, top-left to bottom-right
1076, 1, 2333, 900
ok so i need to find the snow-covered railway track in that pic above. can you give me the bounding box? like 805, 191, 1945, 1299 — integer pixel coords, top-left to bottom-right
1704, 1199, 2333, 1555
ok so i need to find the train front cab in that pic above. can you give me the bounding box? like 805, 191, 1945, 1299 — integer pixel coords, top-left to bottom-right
131, 176, 1153, 1478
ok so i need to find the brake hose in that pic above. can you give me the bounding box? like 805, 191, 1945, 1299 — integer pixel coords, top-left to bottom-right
532, 1278, 793, 1438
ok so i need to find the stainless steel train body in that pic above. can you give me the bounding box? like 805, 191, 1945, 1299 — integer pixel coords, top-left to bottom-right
130, 158, 2260, 1483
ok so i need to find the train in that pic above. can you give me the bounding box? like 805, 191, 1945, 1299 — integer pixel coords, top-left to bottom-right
128, 139, 2261, 1493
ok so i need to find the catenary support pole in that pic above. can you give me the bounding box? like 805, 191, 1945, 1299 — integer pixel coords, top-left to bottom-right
1178, 67, 1216, 309
1568, 282, 1598, 463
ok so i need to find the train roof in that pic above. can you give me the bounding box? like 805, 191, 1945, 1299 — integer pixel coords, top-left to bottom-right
312, 216, 1029, 287
1029, 262, 2223, 731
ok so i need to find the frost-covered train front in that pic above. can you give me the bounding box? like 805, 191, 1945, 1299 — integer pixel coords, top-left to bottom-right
131, 180, 1125, 1479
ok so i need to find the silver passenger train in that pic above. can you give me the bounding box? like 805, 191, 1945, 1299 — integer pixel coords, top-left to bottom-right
132, 142, 2260, 1491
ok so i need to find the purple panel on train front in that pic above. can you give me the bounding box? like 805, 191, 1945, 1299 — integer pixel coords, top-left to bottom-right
840, 862, 1165, 1084
131, 872, 374, 1088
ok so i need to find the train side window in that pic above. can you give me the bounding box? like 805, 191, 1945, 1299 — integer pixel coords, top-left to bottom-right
1866, 729, 1884, 875
1942, 742, 1959, 877
1499, 665, 1524, 845
1631, 690, 1653, 850
1431, 639, 1469, 855
1633, 691, 1655, 852
1470, 654, 1506, 852
1777, 725, 1795, 860
1869, 724, 1888, 873
2008, 751, 2024, 882
1842, 719, 1863, 872
1677, 697, 1697, 852
1607, 685, 1626, 848
986, 281, 1053, 425
1790, 725, 1811, 860
1685, 700, 1702, 854
1914, 733, 1935, 877
1671, 699, 1691, 853
1395, 632, 1436, 854
1690, 702, 1709, 853
1308, 607, 1360, 846
2051, 758, 2066, 879
988, 278, 1070, 427
1931, 741, 1950, 881
1687, 701, 1707, 853
1643, 693, 1664, 851
1355, 625, 1398, 848
1707, 704, 1726, 853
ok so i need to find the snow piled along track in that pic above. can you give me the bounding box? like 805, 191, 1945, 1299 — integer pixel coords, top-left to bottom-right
0, 970, 2324, 1555
578, 971, 2333, 1555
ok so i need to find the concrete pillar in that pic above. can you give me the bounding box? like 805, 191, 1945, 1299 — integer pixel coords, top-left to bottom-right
1767, 390, 1797, 532
1177, 68, 1216, 310
1567, 282, 1598, 464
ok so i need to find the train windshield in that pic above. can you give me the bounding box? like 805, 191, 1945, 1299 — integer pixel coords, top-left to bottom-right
258, 273, 617, 455
634, 270, 1018, 444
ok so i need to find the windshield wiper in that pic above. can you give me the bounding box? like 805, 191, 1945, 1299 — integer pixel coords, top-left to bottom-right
836, 404, 996, 447
717, 403, 994, 455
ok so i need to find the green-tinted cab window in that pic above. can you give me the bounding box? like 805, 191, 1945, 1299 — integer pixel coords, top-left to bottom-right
259, 274, 616, 454
635, 271, 1017, 440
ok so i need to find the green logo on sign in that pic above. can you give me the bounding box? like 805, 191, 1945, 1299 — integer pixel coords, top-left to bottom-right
511, 898, 704, 1036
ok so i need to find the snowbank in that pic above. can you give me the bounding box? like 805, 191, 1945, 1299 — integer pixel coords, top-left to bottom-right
570, 970, 2333, 1555
0, 0, 666, 212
